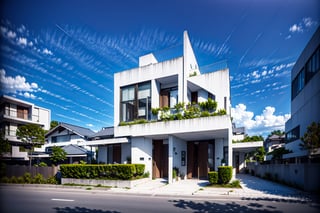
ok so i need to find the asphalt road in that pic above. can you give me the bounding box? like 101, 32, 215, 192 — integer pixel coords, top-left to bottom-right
1, 185, 319, 213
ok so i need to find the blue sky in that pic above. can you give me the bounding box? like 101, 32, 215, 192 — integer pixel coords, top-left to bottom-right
1, 0, 319, 137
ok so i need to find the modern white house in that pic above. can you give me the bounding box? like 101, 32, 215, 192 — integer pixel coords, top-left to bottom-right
0, 95, 50, 162
284, 27, 320, 162
112, 31, 233, 183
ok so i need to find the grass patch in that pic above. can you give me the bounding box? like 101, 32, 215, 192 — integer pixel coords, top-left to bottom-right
95, 184, 112, 188
207, 180, 242, 188
63, 183, 92, 187
63, 183, 112, 189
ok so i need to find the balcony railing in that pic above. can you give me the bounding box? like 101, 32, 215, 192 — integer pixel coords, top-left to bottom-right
1, 108, 39, 122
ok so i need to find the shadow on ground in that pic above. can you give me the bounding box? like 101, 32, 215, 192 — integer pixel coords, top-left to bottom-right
169, 199, 282, 213
54, 207, 120, 213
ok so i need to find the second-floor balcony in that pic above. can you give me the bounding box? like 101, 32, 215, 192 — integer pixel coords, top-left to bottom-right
1, 108, 40, 125
115, 115, 232, 140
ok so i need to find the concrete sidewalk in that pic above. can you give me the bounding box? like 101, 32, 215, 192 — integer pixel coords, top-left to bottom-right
1, 174, 316, 202
107, 174, 316, 201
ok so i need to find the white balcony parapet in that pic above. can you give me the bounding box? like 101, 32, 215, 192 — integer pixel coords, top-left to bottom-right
115, 115, 231, 138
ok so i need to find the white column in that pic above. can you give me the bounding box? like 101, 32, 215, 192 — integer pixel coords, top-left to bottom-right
228, 129, 233, 167
215, 139, 223, 170
151, 79, 159, 109
168, 135, 174, 184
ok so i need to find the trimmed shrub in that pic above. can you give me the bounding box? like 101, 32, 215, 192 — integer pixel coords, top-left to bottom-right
134, 164, 145, 176
208, 171, 218, 185
1, 176, 10, 183
218, 166, 232, 184
60, 164, 145, 180
10, 176, 18, 183
33, 173, 45, 184
17, 176, 25, 183
230, 180, 241, 188
23, 172, 32, 183
46, 176, 58, 184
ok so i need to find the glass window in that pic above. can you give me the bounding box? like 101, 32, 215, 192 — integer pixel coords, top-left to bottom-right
120, 81, 151, 122
291, 68, 305, 100
286, 126, 300, 143
138, 82, 151, 99
138, 82, 151, 119
170, 90, 178, 108
122, 86, 135, 102
51, 135, 70, 143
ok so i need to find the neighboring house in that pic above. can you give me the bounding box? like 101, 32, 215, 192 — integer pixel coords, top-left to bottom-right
61, 144, 91, 164
36, 122, 96, 163
284, 27, 320, 162
87, 127, 130, 164
231, 123, 263, 173
264, 134, 285, 153
113, 31, 233, 183
232, 123, 245, 142
0, 95, 50, 163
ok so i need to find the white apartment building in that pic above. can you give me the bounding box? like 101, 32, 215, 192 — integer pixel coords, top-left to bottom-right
113, 31, 232, 182
284, 27, 320, 161
0, 95, 50, 161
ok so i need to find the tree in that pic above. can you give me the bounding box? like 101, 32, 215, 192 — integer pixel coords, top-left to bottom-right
242, 135, 264, 142
268, 130, 285, 137
50, 120, 59, 130
268, 147, 292, 160
0, 132, 11, 160
50, 146, 67, 165
16, 124, 46, 168
254, 147, 266, 163
300, 122, 320, 155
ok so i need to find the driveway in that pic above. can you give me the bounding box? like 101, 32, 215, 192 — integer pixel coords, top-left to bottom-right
235, 174, 314, 199
108, 174, 315, 201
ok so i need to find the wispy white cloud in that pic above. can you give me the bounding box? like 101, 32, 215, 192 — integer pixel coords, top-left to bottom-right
0, 69, 38, 95
289, 24, 303, 33
17, 37, 27, 46
56, 113, 81, 122
232, 61, 294, 90
231, 103, 290, 136
239, 32, 263, 65
21, 92, 36, 99
7, 31, 16, 39
42, 48, 53, 55
17, 25, 26, 33
287, 17, 317, 38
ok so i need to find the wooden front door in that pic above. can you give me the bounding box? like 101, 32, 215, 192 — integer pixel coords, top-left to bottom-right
198, 142, 208, 178
187, 142, 209, 179
152, 140, 168, 178
113, 144, 121, 164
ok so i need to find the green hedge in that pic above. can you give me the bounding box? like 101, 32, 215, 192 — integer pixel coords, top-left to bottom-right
0, 172, 57, 184
208, 171, 218, 184
218, 166, 232, 184
60, 164, 145, 180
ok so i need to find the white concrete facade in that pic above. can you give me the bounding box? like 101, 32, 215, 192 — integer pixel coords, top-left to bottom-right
284, 27, 320, 159
113, 31, 232, 183
0, 95, 50, 160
